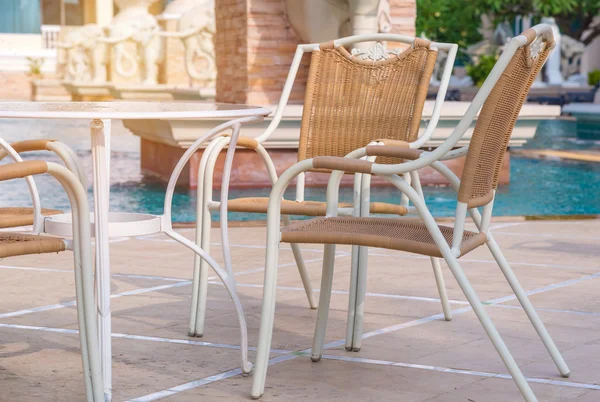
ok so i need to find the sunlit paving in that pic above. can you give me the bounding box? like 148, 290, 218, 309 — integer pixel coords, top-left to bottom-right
0, 0, 599, 401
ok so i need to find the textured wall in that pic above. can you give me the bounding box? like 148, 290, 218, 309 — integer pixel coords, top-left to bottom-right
215, 0, 417, 105
215, 0, 249, 103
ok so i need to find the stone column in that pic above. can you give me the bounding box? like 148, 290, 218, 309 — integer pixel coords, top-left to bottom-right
83, 0, 114, 25
215, 0, 416, 105
158, 15, 192, 86
215, 0, 303, 104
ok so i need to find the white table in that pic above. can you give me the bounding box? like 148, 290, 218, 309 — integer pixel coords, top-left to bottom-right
0, 101, 270, 401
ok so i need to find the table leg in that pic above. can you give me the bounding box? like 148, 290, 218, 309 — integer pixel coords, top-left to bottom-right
90, 118, 112, 401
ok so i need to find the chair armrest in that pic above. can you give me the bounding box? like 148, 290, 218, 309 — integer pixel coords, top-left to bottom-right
374, 139, 410, 147
439, 145, 469, 161
221, 134, 259, 150
0, 140, 57, 159
0, 161, 48, 181
365, 145, 423, 160
312, 156, 373, 174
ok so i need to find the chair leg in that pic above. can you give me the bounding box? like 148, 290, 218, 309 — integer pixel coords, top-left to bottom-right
430, 257, 452, 321
311, 244, 336, 362
72, 247, 94, 402
345, 245, 360, 351
80, 251, 105, 402
251, 234, 281, 399
193, 204, 212, 337
209, 263, 253, 375
168, 230, 253, 375
487, 235, 570, 377
282, 215, 317, 310
189, 230, 203, 336
350, 245, 369, 352
410, 171, 452, 321
72, 226, 104, 401
444, 254, 538, 402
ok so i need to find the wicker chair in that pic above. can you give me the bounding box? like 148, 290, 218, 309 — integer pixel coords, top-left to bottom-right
188, 34, 458, 341
251, 25, 569, 402
0, 158, 103, 401
0, 139, 87, 232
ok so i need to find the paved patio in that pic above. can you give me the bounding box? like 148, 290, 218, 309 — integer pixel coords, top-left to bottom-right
1, 218, 600, 401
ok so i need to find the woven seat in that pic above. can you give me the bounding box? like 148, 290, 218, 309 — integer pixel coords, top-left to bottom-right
0, 207, 62, 229
281, 217, 487, 258
227, 198, 408, 216
0, 232, 65, 259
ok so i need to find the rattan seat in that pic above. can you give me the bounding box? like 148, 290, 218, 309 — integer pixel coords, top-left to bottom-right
0, 207, 62, 229
227, 198, 408, 216
0, 232, 66, 259
281, 217, 487, 258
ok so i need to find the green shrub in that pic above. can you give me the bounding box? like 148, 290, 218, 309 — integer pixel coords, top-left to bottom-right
26, 57, 44, 78
416, 0, 484, 65
466, 54, 498, 87
588, 69, 600, 87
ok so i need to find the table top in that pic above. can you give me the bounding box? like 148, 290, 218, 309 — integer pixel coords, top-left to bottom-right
0, 102, 271, 120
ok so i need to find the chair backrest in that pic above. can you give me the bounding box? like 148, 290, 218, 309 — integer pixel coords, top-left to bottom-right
298, 38, 437, 164
457, 29, 554, 208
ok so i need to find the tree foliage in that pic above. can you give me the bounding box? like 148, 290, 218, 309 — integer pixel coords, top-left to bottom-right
417, 0, 600, 47
480, 0, 600, 45
416, 0, 485, 62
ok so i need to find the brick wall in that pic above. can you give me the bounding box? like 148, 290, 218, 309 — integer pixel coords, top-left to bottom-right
215, 0, 249, 103
215, 0, 416, 105
390, 0, 416, 36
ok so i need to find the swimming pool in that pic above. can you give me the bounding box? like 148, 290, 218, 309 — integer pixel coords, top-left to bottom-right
0, 118, 598, 221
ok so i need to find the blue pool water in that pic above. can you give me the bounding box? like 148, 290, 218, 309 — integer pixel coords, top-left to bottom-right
0, 118, 599, 221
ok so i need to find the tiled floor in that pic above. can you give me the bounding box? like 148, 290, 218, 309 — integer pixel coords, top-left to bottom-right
1, 219, 600, 401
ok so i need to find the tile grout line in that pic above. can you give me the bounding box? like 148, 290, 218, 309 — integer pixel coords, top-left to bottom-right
125, 271, 600, 400
3, 320, 600, 399
0, 253, 331, 319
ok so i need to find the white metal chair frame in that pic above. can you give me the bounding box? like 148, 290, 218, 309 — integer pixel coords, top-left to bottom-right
188, 33, 458, 344
160, 115, 267, 375
0, 118, 262, 393
0, 155, 103, 402
0, 138, 87, 233
250, 24, 569, 402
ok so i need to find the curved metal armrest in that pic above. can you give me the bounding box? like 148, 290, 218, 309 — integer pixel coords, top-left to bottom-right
0, 140, 57, 159
219, 134, 260, 150
365, 145, 422, 160
313, 156, 373, 174
163, 115, 263, 229
439, 145, 469, 161
0, 139, 87, 188
0, 160, 49, 181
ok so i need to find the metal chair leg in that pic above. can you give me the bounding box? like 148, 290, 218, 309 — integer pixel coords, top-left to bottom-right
250, 226, 281, 399
430, 257, 452, 321
345, 245, 360, 351
350, 245, 369, 352
311, 244, 336, 361
444, 253, 538, 402
283, 216, 317, 310
168, 230, 253, 374
192, 200, 212, 337
487, 235, 570, 377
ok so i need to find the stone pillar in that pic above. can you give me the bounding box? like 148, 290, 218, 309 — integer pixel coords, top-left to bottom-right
83, 0, 114, 25
389, 0, 416, 36
215, 0, 307, 104
158, 16, 192, 86
215, 0, 416, 105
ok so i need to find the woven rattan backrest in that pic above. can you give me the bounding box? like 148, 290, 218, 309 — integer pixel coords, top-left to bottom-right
458, 32, 553, 208
298, 39, 437, 165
